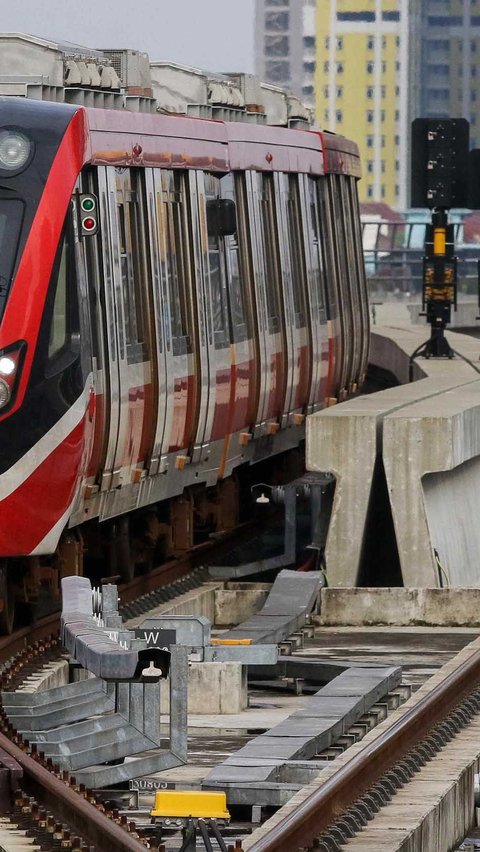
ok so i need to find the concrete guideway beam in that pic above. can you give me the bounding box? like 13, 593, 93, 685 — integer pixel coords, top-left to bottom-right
384, 380, 480, 587
307, 323, 480, 587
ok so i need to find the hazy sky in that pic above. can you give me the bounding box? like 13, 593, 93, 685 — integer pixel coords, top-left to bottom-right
1, 0, 255, 74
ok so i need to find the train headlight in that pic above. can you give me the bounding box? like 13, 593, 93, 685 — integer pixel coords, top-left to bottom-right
0, 357, 16, 377
0, 379, 11, 409
0, 130, 32, 173
0, 342, 26, 413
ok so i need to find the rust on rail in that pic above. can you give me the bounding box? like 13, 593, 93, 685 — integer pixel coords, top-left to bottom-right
248, 643, 480, 852
0, 730, 147, 852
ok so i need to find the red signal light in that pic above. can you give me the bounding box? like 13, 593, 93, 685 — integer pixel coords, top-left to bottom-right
82, 216, 96, 232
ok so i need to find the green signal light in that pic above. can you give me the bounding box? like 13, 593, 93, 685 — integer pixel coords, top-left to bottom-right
81, 197, 95, 212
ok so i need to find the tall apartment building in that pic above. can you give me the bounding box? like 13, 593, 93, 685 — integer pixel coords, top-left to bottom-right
254, 0, 317, 105
315, 1, 480, 207
414, 0, 480, 147
315, 0, 410, 207
256, 1, 480, 206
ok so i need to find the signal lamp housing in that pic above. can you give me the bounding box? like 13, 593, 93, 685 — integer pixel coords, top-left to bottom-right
79, 194, 99, 236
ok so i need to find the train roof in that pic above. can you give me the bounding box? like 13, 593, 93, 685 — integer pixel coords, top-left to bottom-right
85, 105, 361, 178
0, 95, 361, 179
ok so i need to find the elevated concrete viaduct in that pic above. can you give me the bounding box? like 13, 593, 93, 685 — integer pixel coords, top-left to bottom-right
307, 313, 480, 588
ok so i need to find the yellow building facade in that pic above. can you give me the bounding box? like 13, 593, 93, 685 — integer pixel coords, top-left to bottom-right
315, 0, 408, 206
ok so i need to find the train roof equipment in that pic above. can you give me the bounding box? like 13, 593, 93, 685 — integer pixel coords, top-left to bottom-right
0, 32, 312, 127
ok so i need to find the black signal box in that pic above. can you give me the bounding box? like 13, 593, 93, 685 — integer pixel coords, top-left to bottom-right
411, 118, 469, 208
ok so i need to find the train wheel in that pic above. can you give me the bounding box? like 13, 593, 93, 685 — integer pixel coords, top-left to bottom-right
0, 562, 15, 635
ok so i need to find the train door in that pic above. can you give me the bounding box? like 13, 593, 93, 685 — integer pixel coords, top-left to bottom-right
317, 179, 347, 400
145, 168, 197, 469
347, 177, 370, 385
299, 174, 329, 411
284, 174, 313, 414
218, 173, 257, 465
328, 175, 355, 396
187, 171, 236, 461
245, 171, 287, 433
95, 166, 153, 498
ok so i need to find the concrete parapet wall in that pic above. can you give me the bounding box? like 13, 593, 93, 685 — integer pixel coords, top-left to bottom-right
318, 587, 480, 626
124, 583, 222, 628
383, 381, 480, 586
214, 587, 270, 626
160, 661, 247, 714
307, 320, 480, 588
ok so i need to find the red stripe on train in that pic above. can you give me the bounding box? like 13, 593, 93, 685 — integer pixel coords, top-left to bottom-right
0, 110, 87, 422
0, 417, 86, 555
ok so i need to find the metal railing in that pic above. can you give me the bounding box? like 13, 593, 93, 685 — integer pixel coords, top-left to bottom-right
362, 220, 480, 298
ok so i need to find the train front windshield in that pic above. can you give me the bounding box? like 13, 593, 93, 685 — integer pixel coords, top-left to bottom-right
0, 198, 23, 319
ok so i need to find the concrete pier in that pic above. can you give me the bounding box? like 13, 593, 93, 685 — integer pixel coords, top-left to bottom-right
307, 310, 480, 587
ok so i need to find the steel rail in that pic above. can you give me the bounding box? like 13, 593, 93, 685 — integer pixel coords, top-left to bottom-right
248, 644, 480, 852
0, 729, 147, 851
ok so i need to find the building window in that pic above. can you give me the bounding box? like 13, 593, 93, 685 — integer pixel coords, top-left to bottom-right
367, 185, 374, 198
265, 60, 290, 83
367, 86, 374, 99
367, 61, 374, 74
336, 109, 343, 122
383, 11, 399, 21
367, 135, 374, 148
324, 61, 329, 72
367, 160, 374, 173
337, 37, 343, 49
303, 61, 316, 73
381, 186, 386, 198
265, 35, 289, 57
303, 36, 315, 49
265, 11, 289, 30
380, 110, 385, 122
337, 85, 343, 97
337, 62, 344, 73
338, 11, 375, 21
367, 110, 374, 123
367, 36, 374, 50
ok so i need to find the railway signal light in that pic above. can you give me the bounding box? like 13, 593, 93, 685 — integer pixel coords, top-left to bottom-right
78, 194, 98, 236
411, 118, 470, 209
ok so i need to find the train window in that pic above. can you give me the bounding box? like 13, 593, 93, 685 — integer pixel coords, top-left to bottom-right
306, 176, 326, 318
115, 169, 150, 364
316, 180, 337, 321
46, 208, 79, 365
204, 173, 229, 350
261, 174, 282, 333
0, 199, 23, 321
48, 233, 68, 359
221, 172, 250, 344
287, 175, 307, 328
160, 171, 191, 356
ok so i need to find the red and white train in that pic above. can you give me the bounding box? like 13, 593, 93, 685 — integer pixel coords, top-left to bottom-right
0, 95, 368, 631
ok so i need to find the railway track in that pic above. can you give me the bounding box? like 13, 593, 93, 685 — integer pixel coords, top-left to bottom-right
2, 538, 480, 850
0, 527, 257, 851
246, 637, 480, 851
